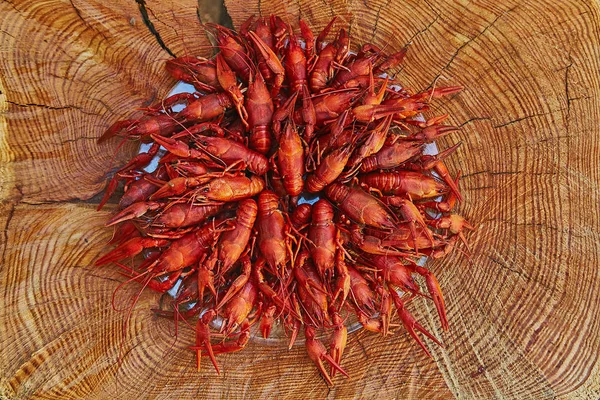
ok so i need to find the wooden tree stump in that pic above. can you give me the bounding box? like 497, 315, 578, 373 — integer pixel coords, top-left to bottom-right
1, 0, 599, 398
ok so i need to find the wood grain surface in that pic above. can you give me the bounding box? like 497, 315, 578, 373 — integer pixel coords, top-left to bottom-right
1, 0, 600, 398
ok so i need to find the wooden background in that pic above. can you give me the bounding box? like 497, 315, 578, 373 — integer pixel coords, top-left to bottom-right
1, 0, 600, 398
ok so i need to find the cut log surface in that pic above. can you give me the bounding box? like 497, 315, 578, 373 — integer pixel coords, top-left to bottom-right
1, 0, 599, 398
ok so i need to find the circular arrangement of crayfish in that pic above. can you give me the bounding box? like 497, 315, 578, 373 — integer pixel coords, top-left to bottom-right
96, 15, 473, 386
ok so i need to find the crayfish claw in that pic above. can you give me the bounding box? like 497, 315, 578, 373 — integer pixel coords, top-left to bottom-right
391, 290, 443, 358
305, 325, 349, 387
194, 310, 220, 374
95, 237, 168, 266
413, 265, 448, 331
98, 119, 135, 143
105, 201, 160, 226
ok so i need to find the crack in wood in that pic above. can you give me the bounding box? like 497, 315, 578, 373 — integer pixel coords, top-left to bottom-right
18, 195, 111, 207
89, 96, 117, 115
347, 14, 353, 40
68, 0, 109, 42
461, 170, 488, 178
146, 4, 180, 43
52, 136, 98, 146
294, 0, 302, 21
535, 135, 573, 143
422, 0, 438, 16
405, 13, 440, 46
564, 53, 573, 138
1, 186, 23, 269
4, 100, 96, 116
467, 185, 494, 191
134, 0, 176, 57
369, 0, 391, 43
484, 218, 591, 239
429, 6, 517, 88
196, 6, 203, 25
320, 0, 335, 19
217, 0, 234, 29
566, 95, 592, 102
493, 108, 566, 129
3, 0, 23, 16
6, 100, 78, 111
115, 342, 143, 368
354, 334, 369, 359
486, 255, 554, 293
82, 270, 124, 284
461, 169, 522, 178
0, 29, 17, 39
2, 205, 15, 265
458, 116, 491, 127
487, 170, 523, 175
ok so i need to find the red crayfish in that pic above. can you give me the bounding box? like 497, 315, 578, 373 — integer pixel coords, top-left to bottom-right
95, 15, 473, 387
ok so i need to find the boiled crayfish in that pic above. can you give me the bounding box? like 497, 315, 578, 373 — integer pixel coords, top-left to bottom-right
96, 15, 473, 386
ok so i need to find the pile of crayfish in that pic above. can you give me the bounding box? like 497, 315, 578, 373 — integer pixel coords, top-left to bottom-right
96, 15, 473, 386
